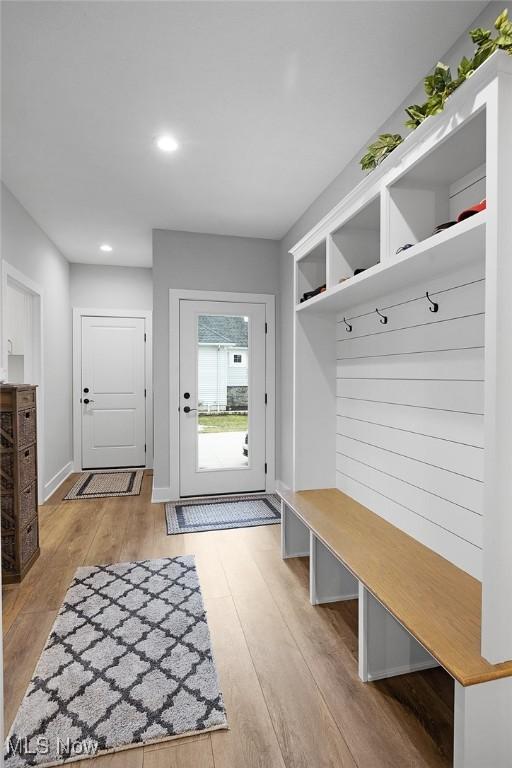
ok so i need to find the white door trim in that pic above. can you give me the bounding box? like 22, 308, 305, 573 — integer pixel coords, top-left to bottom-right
72, 308, 153, 472
1, 261, 45, 501
167, 289, 275, 501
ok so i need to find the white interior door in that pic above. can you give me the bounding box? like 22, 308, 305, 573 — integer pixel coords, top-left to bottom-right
81, 316, 146, 469
179, 299, 266, 496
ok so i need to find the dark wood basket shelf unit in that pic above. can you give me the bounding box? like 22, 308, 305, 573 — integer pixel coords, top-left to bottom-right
1, 384, 40, 583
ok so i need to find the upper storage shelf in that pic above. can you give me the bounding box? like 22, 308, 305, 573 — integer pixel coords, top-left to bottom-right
329, 196, 380, 287
292, 51, 512, 314
296, 211, 485, 314
387, 109, 486, 259
296, 240, 326, 305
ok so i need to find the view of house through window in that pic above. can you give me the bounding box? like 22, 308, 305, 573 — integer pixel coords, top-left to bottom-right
196, 314, 249, 470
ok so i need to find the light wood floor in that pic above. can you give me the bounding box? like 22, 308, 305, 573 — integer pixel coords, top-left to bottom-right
3, 472, 454, 768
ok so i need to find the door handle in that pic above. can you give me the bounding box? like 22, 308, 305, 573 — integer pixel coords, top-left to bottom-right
183, 406, 197, 414
83, 398, 95, 405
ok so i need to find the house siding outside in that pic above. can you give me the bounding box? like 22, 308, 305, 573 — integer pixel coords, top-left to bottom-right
198, 345, 248, 410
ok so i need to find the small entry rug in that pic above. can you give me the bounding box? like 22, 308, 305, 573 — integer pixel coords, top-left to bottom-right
64, 470, 144, 500
4, 556, 227, 768
165, 493, 281, 535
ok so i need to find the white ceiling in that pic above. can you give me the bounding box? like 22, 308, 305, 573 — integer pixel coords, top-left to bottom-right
1, 1, 486, 267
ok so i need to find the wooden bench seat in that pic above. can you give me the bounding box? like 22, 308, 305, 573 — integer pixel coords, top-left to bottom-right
278, 487, 512, 687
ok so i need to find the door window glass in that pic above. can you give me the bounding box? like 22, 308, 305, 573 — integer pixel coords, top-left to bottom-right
196, 314, 249, 471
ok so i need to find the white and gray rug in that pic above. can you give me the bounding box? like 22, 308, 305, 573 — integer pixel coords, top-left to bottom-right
165, 494, 281, 535
64, 470, 144, 500
4, 556, 227, 768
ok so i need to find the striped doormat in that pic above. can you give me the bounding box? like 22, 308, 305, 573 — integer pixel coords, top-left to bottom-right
65, 470, 144, 500
165, 494, 281, 535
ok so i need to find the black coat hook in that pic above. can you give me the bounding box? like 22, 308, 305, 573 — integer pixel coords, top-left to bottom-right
375, 308, 388, 325
343, 317, 352, 333
426, 291, 439, 313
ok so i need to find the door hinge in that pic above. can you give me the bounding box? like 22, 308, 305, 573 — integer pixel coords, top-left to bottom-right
265, 393, 267, 405
265, 322, 268, 334
144, 332, 147, 342
144, 443, 147, 453
265, 462, 267, 474
144, 388, 147, 398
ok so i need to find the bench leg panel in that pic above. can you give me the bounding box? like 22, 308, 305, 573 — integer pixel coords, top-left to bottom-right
358, 583, 438, 682
454, 677, 512, 768
310, 532, 358, 605
281, 501, 310, 559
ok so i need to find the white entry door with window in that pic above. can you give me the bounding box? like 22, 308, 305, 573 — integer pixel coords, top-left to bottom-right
81, 316, 146, 468
179, 299, 267, 496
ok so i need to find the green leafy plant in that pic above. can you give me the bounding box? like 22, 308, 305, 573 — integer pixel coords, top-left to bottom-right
404, 103, 429, 130
360, 9, 512, 172
424, 62, 456, 111
471, 10, 512, 67
495, 8, 512, 49
405, 59, 474, 129
360, 134, 404, 172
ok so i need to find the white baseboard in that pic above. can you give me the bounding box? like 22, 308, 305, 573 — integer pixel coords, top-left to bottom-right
367, 658, 439, 682
152, 485, 172, 503
275, 479, 291, 493
43, 461, 73, 501
153, 480, 287, 504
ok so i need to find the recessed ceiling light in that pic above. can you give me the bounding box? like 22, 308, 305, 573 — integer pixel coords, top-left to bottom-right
100, 243, 113, 252
156, 134, 179, 152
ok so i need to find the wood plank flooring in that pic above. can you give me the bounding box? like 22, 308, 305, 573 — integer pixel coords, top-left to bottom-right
3, 472, 454, 767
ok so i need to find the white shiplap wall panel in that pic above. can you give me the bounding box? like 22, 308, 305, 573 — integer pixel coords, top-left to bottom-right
336, 415, 483, 479
335, 454, 482, 546
335, 470, 483, 579
335, 264, 485, 578
336, 276, 485, 341
449, 167, 486, 220
337, 400, 483, 447
337, 313, 484, 359
336, 436, 483, 513
337, 347, 484, 381
337, 378, 483, 414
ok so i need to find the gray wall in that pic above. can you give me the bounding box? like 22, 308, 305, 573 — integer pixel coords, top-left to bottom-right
152, 229, 279, 491
278, 1, 511, 488
1, 182, 72, 491
70, 263, 153, 310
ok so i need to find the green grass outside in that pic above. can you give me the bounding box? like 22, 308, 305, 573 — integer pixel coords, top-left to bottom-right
198, 413, 248, 433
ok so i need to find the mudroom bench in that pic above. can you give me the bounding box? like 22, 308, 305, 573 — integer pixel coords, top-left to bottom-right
278, 487, 512, 768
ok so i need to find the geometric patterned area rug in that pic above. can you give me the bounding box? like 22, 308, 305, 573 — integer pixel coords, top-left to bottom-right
64, 470, 144, 500
4, 556, 227, 768
165, 493, 281, 535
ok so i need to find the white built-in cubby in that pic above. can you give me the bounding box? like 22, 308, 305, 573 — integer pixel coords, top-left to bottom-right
387, 108, 486, 259
328, 195, 381, 285
295, 240, 326, 305
290, 51, 512, 675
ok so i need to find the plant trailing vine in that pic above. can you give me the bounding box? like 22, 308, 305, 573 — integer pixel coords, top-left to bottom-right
360, 9, 512, 172
360, 134, 404, 172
